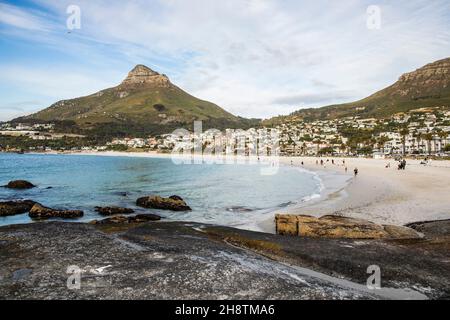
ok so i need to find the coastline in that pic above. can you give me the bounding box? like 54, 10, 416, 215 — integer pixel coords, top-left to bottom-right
1, 151, 450, 299
279, 156, 450, 226
6, 151, 450, 232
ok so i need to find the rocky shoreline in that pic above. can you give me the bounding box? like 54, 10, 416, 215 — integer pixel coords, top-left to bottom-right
1, 174, 450, 300
0, 218, 449, 299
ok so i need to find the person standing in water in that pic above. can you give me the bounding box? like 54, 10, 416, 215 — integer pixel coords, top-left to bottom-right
354, 168, 358, 176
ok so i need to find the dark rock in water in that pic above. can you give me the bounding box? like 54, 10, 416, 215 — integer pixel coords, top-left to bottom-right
95, 206, 135, 216
90, 214, 161, 225
113, 192, 129, 197
28, 203, 83, 219
136, 195, 191, 211
0, 200, 37, 216
226, 206, 253, 213
169, 195, 183, 201
1, 220, 448, 299
4, 180, 36, 189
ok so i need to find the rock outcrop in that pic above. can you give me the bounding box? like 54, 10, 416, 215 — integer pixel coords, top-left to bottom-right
275, 214, 421, 239
119, 64, 171, 88
94, 206, 135, 216
1, 220, 448, 299
28, 203, 83, 219
136, 195, 191, 211
0, 200, 36, 216
4, 180, 36, 189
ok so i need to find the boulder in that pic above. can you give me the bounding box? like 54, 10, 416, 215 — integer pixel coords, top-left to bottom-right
275, 214, 421, 239
0, 200, 37, 216
29, 203, 83, 219
5, 180, 36, 189
406, 219, 450, 237
95, 206, 135, 216
90, 214, 161, 225
169, 195, 183, 201
136, 195, 191, 211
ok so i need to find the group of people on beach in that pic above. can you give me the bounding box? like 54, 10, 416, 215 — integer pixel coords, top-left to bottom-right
398, 159, 407, 170
311, 158, 356, 175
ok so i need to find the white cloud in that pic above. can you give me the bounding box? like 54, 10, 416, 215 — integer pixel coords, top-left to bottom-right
0, 2, 52, 31
0, 65, 115, 98
1, 0, 450, 120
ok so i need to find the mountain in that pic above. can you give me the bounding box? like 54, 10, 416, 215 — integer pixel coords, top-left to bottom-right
15, 65, 257, 137
282, 57, 450, 122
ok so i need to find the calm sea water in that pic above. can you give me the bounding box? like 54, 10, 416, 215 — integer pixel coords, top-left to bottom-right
0, 153, 322, 230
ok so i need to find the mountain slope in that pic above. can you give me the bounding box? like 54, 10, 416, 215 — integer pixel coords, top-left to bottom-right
16, 65, 255, 136
287, 57, 450, 121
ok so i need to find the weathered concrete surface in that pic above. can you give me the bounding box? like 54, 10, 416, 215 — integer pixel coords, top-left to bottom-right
0, 220, 448, 300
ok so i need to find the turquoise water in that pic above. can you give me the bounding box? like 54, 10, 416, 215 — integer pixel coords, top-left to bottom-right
0, 153, 321, 230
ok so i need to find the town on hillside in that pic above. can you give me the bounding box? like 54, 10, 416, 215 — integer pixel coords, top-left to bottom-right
1, 106, 449, 159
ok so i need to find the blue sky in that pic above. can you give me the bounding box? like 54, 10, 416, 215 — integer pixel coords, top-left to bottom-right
1, 0, 449, 121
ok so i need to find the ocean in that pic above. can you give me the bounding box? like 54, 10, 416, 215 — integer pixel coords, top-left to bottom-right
0, 153, 322, 230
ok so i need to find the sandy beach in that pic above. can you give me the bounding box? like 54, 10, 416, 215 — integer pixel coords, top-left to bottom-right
57, 151, 450, 232
279, 156, 450, 227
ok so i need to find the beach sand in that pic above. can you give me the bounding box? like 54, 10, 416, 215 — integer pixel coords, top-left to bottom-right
56, 151, 450, 232
278, 156, 450, 228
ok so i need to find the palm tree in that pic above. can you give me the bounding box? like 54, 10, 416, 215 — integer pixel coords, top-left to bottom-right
418, 132, 427, 154
314, 139, 322, 155
437, 131, 448, 153
411, 130, 418, 154
340, 143, 347, 155
301, 142, 307, 155
400, 127, 409, 156
377, 136, 390, 155
423, 132, 434, 155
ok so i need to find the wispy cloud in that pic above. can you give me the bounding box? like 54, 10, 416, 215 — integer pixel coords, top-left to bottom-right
0, 2, 52, 31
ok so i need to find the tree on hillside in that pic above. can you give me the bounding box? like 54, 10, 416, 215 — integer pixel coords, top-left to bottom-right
377, 136, 390, 154
423, 132, 434, 155
437, 130, 448, 153
400, 127, 410, 155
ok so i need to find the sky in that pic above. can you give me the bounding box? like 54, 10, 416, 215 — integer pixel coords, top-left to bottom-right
0, 0, 449, 121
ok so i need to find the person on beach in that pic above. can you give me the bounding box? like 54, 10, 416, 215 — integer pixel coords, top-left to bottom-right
320, 159, 324, 166
301, 161, 304, 166
354, 168, 358, 176
345, 167, 348, 173
332, 159, 335, 165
